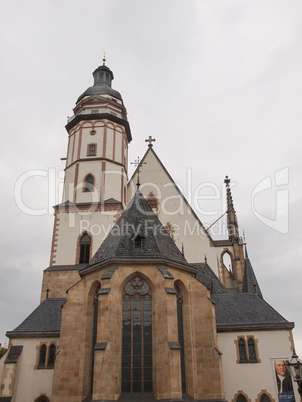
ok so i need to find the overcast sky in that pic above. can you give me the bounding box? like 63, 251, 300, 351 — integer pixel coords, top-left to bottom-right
1, 0, 301, 356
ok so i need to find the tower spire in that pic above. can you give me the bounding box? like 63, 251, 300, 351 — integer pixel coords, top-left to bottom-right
224, 176, 239, 243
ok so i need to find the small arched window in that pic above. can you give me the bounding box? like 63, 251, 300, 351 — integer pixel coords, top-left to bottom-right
248, 338, 256, 361
35, 396, 50, 402
236, 394, 247, 402
38, 344, 47, 368
260, 394, 271, 402
84, 174, 94, 192
238, 338, 247, 361
79, 233, 91, 264
47, 344, 56, 368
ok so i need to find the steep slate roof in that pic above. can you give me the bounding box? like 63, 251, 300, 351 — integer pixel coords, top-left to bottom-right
44, 264, 85, 272
212, 293, 294, 331
81, 191, 193, 275
6, 298, 66, 338
192, 263, 226, 294
242, 245, 263, 298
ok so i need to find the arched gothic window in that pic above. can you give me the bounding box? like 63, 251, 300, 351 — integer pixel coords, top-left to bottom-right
248, 338, 256, 361
79, 233, 91, 264
238, 338, 247, 361
84, 174, 94, 192
222, 252, 233, 273
122, 276, 152, 393
236, 394, 247, 402
175, 284, 186, 393
38, 344, 46, 369
260, 394, 272, 402
47, 344, 56, 368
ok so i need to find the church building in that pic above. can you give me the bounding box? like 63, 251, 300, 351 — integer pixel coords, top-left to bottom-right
0, 60, 298, 402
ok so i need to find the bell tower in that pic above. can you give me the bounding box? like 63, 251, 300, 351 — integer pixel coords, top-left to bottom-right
49, 60, 132, 267
63, 58, 132, 206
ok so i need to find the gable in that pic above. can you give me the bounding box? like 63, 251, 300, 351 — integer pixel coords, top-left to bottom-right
127, 147, 221, 273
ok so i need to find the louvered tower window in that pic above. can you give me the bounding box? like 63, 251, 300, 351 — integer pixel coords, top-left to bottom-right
122, 276, 152, 393
88, 144, 96, 156
79, 233, 91, 263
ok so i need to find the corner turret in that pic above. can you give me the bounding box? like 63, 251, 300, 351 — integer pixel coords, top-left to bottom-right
224, 176, 240, 243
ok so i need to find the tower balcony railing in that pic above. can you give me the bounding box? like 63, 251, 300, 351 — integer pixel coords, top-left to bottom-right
68, 107, 126, 123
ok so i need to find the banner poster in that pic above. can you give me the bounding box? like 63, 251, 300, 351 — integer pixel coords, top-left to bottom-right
274, 359, 296, 402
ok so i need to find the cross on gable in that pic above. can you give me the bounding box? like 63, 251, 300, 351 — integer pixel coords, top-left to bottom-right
145, 136, 156, 147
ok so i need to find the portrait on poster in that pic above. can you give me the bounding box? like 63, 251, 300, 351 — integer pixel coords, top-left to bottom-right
274, 359, 295, 402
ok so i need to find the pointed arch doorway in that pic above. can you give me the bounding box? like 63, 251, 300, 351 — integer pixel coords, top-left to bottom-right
121, 276, 153, 393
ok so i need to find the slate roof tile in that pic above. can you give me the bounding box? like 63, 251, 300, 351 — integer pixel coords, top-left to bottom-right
212, 293, 294, 330
192, 263, 226, 294
6, 298, 66, 337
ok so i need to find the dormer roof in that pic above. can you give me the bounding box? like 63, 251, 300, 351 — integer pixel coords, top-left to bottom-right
80, 191, 193, 275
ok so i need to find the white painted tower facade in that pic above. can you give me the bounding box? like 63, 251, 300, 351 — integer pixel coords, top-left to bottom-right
49, 61, 132, 267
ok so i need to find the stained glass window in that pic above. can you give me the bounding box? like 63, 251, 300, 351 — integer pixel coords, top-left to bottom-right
122, 276, 152, 393
236, 394, 247, 402
238, 338, 247, 361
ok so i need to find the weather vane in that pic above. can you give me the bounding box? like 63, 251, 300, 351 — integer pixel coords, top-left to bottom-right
131, 156, 146, 190
102, 48, 106, 65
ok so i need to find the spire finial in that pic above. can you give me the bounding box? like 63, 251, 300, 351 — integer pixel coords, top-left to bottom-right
182, 242, 185, 257
205, 254, 207, 264
224, 175, 239, 243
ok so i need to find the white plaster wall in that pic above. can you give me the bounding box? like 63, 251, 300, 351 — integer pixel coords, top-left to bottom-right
115, 129, 123, 164
76, 161, 102, 204
63, 164, 76, 202
106, 124, 114, 160
80, 123, 105, 159
10, 338, 56, 402
103, 163, 124, 202
66, 134, 74, 166
218, 330, 297, 402
53, 209, 118, 265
